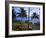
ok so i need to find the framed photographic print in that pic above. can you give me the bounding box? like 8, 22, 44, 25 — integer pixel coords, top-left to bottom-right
5, 1, 45, 37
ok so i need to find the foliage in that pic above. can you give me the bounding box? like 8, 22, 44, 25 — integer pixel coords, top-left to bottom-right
12, 22, 33, 31
31, 12, 39, 19
18, 8, 27, 17
12, 8, 16, 22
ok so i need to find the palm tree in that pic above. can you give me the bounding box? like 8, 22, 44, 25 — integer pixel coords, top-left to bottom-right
12, 8, 16, 22
31, 12, 39, 24
17, 8, 27, 22
31, 12, 39, 19
28, 8, 30, 22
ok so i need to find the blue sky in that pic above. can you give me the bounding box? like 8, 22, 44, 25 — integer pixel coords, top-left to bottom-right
12, 7, 40, 22
12, 7, 40, 16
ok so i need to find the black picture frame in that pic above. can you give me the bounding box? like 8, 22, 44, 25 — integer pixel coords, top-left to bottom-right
5, 1, 45, 38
